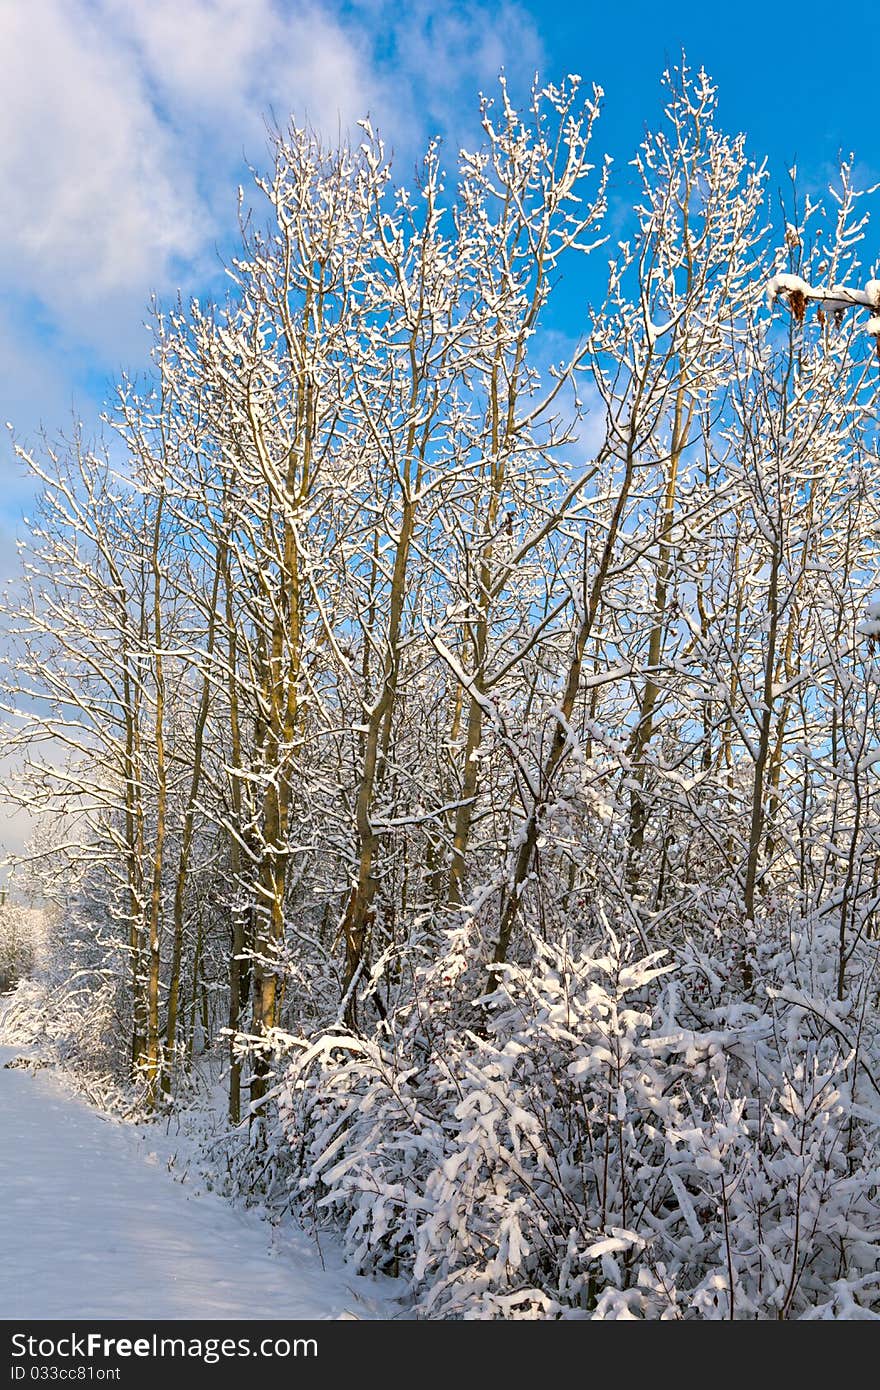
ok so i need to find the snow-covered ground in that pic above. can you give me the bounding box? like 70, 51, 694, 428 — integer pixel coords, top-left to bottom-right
0, 1044, 396, 1320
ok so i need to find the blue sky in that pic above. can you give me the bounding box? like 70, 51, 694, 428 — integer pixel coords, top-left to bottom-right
1, 0, 879, 578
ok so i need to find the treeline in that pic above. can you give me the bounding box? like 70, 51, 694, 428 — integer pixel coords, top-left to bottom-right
3, 63, 880, 1138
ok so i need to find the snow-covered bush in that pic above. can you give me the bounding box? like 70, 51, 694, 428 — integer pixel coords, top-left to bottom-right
276, 923, 880, 1319
0, 898, 133, 1108
0, 902, 45, 992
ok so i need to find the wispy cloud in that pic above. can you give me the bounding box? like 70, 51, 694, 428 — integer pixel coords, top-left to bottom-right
0, 2, 202, 335
0, 0, 380, 353
0, 0, 542, 488
0, 1, 540, 341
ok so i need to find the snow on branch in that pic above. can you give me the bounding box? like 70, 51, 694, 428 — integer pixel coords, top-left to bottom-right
768, 271, 880, 351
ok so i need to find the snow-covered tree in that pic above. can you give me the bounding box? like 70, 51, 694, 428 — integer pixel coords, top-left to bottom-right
3, 61, 880, 1318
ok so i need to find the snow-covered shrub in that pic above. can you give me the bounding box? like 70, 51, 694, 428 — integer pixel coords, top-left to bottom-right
0, 900, 132, 1107
0, 902, 45, 992
276, 924, 880, 1318
0, 969, 121, 1071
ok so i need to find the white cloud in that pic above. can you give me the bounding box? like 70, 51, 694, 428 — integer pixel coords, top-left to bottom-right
0, 308, 76, 541
108, 0, 377, 139
0, 1, 383, 348
0, 2, 202, 314
369, 0, 543, 134
0, 0, 543, 437
0, 0, 386, 454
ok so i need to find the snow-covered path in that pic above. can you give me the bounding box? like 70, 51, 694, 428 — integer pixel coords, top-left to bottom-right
0, 1046, 390, 1320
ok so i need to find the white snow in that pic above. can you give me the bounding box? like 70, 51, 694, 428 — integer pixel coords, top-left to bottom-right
768, 273, 880, 318
767, 271, 812, 305
0, 1046, 397, 1320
